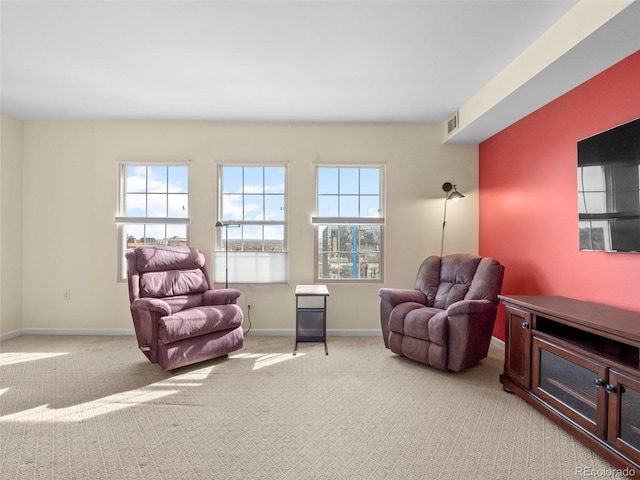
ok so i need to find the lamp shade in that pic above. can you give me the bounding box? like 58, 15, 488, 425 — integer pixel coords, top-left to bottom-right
447, 186, 464, 201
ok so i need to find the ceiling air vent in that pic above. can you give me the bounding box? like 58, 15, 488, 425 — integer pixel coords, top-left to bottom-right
447, 111, 459, 135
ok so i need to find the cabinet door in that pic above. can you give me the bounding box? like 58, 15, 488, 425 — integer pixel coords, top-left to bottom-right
504, 305, 532, 388
533, 336, 608, 438
607, 370, 640, 465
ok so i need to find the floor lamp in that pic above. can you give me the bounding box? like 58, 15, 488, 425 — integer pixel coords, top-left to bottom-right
440, 182, 464, 257
215, 221, 239, 288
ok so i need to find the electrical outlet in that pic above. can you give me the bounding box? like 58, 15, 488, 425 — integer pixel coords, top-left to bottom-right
63, 289, 71, 301
246, 294, 253, 307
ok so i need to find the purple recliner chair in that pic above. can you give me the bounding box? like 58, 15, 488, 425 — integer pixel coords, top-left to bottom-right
125, 245, 243, 370
379, 254, 504, 372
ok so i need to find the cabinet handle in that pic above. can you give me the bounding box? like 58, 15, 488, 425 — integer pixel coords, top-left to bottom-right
594, 378, 605, 388
521, 322, 530, 329
605, 384, 617, 394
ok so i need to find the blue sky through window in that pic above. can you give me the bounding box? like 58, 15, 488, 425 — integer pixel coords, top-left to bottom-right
126, 165, 188, 218
219, 166, 286, 247
317, 167, 380, 217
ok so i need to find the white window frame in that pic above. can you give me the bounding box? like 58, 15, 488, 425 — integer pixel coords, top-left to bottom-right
216, 164, 288, 285
115, 163, 190, 281
312, 165, 385, 283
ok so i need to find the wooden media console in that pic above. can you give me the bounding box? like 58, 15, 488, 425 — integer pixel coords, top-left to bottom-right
500, 295, 640, 477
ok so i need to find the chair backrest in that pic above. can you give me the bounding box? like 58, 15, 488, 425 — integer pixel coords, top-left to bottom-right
414, 254, 504, 309
125, 246, 212, 303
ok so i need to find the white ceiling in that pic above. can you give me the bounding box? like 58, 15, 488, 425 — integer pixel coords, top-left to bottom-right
1, 1, 639, 142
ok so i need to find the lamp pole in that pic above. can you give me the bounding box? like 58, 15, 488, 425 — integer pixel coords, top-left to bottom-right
215, 221, 238, 288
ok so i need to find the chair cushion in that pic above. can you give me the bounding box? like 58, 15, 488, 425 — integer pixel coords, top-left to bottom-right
158, 304, 243, 344
390, 303, 447, 345
140, 269, 209, 298
136, 246, 205, 273
434, 255, 482, 309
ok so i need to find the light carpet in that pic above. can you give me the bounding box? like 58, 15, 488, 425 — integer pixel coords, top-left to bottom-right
0, 335, 624, 479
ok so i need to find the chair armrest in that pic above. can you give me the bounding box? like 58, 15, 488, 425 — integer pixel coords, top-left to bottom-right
447, 299, 496, 317
129, 298, 171, 363
378, 288, 426, 348
203, 288, 242, 305
378, 288, 426, 307
446, 299, 498, 372
130, 298, 171, 316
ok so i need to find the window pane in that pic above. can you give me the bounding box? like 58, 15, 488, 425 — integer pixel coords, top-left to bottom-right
580, 192, 606, 213
147, 193, 168, 217
168, 166, 188, 193
167, 224, 187, 245
219, 224, 243, 251
125, 224, 145, 250
360, 168, 380, 194
265, 167, 285, 193
360, 195, 380, 217
318, 195, 338, 217
340, 168, 359, 194
145, 224, 167, 244
339, 195, 358, 217
244, 194, 264, 221
243, 225, 263, 251
147, 166, 168, 193
222, 193, 243, 220
126, 166, 147, 193
317, 225, 381, 280
318, 168, 338, 194
579, 166, 605, 191
168, 194, 188, 217
244, 167, 264, 193
126, 193, 146, 217
265, 225, 284, 252
317, 166, 382, 218
222, 166, 243, 194
579, 220, 610, 250
265, 194, 285, 221
227, 224, 242, 243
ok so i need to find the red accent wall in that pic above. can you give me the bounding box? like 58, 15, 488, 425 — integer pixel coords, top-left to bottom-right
479, 50, 640, 341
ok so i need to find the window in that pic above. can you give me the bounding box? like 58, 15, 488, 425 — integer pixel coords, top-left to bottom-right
116, 164, 189, 280
313, 166, 384, 282
216, 165, 287, 284
578, 165, 611, 250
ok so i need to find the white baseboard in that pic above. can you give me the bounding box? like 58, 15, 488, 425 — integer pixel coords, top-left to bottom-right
1, 328, 135, 341
2, 328, 503, 344
1, 327, 383, 341
0, 329, 22, 342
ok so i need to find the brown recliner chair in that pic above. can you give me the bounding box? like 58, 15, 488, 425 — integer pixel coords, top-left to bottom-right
379, 254, 504, 372
126, 245, 243, 370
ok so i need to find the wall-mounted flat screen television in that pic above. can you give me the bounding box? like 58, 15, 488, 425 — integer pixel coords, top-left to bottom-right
578, 117, 640, 252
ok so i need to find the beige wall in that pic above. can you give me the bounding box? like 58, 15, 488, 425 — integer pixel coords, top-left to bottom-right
14, 120, 477, 335
0, 113, 24, 336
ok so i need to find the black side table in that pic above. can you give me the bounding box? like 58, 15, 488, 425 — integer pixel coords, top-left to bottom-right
293, 284, 329, 355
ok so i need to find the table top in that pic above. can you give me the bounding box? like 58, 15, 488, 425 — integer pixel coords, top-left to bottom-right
499, 295, 640, 345
295, 284, 329, 296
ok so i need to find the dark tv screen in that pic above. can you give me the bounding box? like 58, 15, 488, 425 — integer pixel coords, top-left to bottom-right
578, 117, 640, 252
